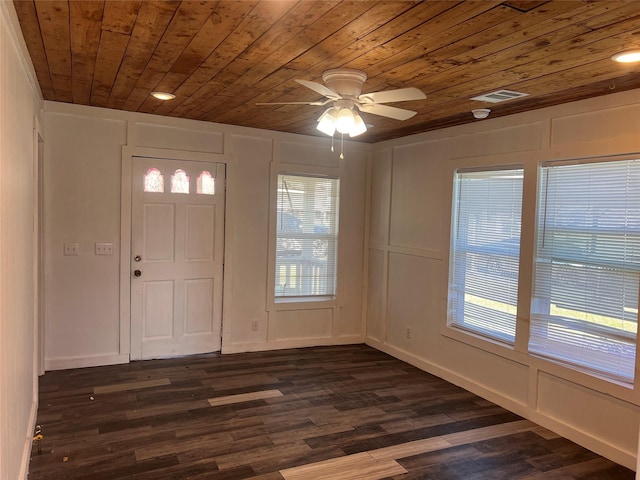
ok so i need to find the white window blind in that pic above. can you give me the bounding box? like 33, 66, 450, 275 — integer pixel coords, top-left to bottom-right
449, 168, 523, 343
530, 159, 640, 383
275, 174, 340, 299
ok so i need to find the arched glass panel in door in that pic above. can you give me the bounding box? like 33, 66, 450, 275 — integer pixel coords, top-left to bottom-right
197, 171, 215, 195
171, 169, 190, 194
144, 167, 164, 193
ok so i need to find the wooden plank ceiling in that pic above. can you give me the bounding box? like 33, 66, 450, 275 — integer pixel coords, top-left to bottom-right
13, 0, 640, 143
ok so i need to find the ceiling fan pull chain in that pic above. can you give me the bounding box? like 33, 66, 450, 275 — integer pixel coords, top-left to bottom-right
331, 134, 335, 153
340, 133, 345, 160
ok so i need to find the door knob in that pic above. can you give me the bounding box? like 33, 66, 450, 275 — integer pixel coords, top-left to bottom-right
133, 270, 142, 277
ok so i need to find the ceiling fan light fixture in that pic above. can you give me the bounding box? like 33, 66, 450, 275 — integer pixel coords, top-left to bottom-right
257, 68, 424, 142
316, 109, 337, 136
151, 91, 176, 100
611, 50, 640, 63
349, 113, 367, 137
335, 107, 355, 134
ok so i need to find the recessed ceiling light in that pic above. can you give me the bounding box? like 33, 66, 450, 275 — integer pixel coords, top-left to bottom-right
611, 50, 640, 63
151, 91, 176, 100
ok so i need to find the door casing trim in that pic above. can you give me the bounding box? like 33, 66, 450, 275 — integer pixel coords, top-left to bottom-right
120, 145, 229, 360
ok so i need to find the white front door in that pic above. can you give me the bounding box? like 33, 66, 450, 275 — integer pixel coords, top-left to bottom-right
130, 157, 225, 360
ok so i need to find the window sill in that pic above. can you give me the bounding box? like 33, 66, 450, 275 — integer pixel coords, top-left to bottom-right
440, 323, 525, 364
272, 296, 337, 310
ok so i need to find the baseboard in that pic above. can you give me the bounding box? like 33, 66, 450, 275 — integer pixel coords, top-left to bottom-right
222, 336, 363, 354
45, 353, 129, 371
18, 398, 38, 480
365, 337, 637, 471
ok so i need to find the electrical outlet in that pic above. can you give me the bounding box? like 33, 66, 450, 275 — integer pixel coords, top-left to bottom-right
405, 327, 411, 340
251, 321, 259, 332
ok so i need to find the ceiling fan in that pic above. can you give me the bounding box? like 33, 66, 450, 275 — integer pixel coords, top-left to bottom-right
257, 69, 426, 141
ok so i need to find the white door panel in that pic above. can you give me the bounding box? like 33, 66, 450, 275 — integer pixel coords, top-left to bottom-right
144, 204, 175, 261
131, 157, 225, 359
143, 281, 174, 338
185, 205, 215, 261
184, 278, 214, 334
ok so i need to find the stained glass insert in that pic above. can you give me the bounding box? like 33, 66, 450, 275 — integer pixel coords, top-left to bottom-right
171, 169, 190, 194
197, 171, 215, 195
144, 168, 164, 193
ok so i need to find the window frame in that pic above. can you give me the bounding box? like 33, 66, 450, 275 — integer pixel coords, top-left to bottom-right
447, 164, 525, 346
529, 156, 640, 385
272, 172, 340, 302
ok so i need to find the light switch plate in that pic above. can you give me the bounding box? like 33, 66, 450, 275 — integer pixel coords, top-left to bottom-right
95, 242, 113, 255
64, 242, 79, 256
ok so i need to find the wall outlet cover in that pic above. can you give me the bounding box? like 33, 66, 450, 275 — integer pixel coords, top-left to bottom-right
64, 242, 79, 256
95, 242, 114, 255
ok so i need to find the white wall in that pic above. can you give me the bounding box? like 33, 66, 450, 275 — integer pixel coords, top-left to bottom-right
43, 102, 368, 369
0, 1, 43, 479
366, 88, 640, 470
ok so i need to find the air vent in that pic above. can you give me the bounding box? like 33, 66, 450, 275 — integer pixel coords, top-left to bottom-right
471, 90, 529, 103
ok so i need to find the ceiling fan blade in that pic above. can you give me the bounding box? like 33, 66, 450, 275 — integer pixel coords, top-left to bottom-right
295, 79, 341, 100
358, 103, 417, 121
255, 100, 331, 106
359, 87, 426, 104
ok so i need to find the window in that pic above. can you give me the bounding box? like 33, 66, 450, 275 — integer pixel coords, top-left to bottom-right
275, 174, 340, 299
530, 159, 640, 383
449, 168, 523, 344
144, 168, 164, 192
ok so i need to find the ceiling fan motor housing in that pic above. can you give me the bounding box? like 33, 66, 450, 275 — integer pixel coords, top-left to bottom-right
322, 69, 368, 98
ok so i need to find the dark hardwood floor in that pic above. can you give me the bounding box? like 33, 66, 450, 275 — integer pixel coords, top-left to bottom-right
29, 345, 634, 479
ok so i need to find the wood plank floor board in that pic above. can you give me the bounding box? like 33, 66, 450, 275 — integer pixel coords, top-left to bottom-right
92, 453, 185, 480
314, 406, 391, 426
94, 378, 172, 394
280, 453, 408, 480
250, 446, 348, 476
175, 415, 264, 441
208, 389, 284, 407
337, 411, 525, 456
134, 431, 235, 462
132, 385, 218, 406
29, 345, 634, 479
304, 423, 389, 450
209, 383, 295, 401
98, 411, 193, 434
126, 399, 212, 420
230, 417, 316, 442
269, 423, 355, 446
215, 440, 315, 470
204, 373, 282, 390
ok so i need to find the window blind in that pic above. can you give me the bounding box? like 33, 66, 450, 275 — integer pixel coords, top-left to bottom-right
275, 174, 340, 298
449, 168, 523, 343
530, 159, 640, 383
